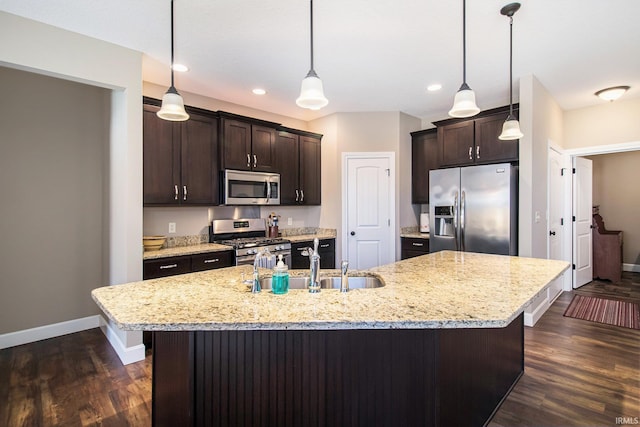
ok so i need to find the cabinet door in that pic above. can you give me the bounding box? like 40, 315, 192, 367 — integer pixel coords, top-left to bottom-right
439, 121, 475, 167
291, 242, 310, 269
318, 239, 336, 269
181, 113, 219, 204
411, 130, 438, 204
222, 119, 252, 170
143, 104, 180, 204
143, 256, 191, 279
276, 131, 300, 205
299, 135, 321, 205
474, 113, 519, 164
251, 125, 277, 172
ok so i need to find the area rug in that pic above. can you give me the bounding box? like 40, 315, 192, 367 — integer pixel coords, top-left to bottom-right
564, 295, 640, 330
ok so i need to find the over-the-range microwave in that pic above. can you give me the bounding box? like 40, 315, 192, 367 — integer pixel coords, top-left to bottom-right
222, 169, 280, 205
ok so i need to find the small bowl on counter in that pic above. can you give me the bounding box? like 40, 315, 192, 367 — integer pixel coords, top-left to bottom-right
143, 235, 166, 251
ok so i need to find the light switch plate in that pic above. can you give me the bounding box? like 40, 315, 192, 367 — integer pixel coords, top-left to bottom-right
287, 217, 293, 226
169, 222, 176, 233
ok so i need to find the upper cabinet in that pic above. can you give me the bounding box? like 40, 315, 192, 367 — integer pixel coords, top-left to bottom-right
435, 106, 519, 167
219, 114, 278, 172
143, 101, 219, 206
411, 128, 438, 204
276, 130, 322, 206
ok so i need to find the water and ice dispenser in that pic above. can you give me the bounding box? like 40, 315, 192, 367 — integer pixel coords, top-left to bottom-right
434, 206, 456, 237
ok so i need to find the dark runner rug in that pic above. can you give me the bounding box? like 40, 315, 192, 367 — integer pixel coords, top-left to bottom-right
564, 294, 640, 330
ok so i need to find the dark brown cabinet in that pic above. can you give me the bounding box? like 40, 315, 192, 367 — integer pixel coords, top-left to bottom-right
143, 250, 234, 280
411, 128, 438, 204
220, 116, 277, 172
276, 130, 322, 205
401, 237, 429, 259
143, 102, 219, 205
291, 238, 335, 269
436, 107, 519, 167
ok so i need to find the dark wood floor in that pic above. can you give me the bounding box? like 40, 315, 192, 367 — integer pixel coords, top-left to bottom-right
1, 272, 638, 427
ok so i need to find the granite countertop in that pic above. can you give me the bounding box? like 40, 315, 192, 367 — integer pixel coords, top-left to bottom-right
92, 251, 569, 331
400, 231, 430, 239
285, 232, 337, 243
143, 243, 234, 260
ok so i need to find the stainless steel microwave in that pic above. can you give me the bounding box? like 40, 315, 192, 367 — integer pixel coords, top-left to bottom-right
223, 169, 280, 205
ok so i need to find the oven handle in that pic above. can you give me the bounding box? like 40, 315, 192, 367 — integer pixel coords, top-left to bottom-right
266, 179, 271, 202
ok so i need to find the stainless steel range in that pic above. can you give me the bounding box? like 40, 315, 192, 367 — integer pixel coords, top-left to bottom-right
209, 218, 291, 266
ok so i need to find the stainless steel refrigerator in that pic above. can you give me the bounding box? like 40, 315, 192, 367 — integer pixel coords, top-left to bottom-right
429, 163, 518, 255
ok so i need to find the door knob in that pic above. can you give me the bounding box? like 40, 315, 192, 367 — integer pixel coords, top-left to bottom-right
549, 231, 556, 236
350, 231, 356, 236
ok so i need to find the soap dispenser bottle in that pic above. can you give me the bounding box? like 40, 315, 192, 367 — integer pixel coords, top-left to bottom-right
271, 254, 289, 294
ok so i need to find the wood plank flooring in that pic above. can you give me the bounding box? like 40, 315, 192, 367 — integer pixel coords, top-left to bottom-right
1, 272, 638, 427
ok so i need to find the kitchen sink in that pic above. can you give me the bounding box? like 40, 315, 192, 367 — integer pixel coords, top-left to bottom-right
259, 275, 384, 290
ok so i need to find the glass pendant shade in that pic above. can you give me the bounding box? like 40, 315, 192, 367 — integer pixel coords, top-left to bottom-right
498, 114, 523, 140
296, 71, 329, 110
157, 87, 189, 121
448, 83, 480, 118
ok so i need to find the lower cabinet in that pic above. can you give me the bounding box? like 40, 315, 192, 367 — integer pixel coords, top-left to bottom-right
291, 238, 335, 269
401, 237, 429, 260
143, 250, 234, 280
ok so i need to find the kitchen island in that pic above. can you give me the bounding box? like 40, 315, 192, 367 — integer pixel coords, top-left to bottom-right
92, 251, 568, 427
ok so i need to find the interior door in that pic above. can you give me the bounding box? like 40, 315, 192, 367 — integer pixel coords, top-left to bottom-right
345, 155, 394, 270
573, 156, 593, 288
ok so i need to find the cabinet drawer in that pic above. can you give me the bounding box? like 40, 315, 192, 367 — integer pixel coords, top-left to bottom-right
191, 251, 234, 272
401, 249, 429, 260
143, 256, 191, 280
291, 239, 336, 269
401, 237, 429, 253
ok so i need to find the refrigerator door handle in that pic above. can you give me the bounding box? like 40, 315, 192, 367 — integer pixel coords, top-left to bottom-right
460, 190, 466, 252
453, 191, 459, 250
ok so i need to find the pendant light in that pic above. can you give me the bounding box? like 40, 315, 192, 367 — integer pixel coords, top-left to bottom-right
498, 3, 523, 140
449, 0, 480, 118
296, 0, 329, 110
157, 0, 189, 121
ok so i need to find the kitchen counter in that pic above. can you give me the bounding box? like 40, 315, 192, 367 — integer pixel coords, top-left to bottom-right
142, 243, 233, 260
400, 231, 430, 239
92, 251, 568, 331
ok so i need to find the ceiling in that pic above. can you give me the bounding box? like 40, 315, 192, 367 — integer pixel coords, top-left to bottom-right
2, 0, 639, 122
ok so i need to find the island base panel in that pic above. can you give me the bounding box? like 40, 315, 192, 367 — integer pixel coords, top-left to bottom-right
153, 315, 523, 427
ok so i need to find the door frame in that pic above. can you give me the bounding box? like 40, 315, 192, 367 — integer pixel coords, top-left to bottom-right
560, 141, 640, 288
341, 152, 396, 268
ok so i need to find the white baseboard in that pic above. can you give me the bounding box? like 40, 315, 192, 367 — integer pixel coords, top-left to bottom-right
623, 263, 640, 273
0, 315, 101, 350
97, 316, 145, 365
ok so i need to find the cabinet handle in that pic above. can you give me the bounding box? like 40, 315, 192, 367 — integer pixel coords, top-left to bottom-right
183, 185, 187, 201
203, 258, 220, 264
247, 154, 251, 167
412, 242, 424, 247
468, 146, 473, 160
320, 244, 329, 248
159, 264, 178, 270
174, 185, 179, 200
300, 190, 304, 202
476, 146, 480, 159
253, 154, 257, 168
295, 189, 299, 202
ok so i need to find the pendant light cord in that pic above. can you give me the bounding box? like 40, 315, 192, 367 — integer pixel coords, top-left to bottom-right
508, 15, 513, 116
170, 0, 175, 88
309, 0, 315, 73
462, 0, 466, 84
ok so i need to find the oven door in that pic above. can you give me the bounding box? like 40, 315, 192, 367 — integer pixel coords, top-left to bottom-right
224, 170, 280, 205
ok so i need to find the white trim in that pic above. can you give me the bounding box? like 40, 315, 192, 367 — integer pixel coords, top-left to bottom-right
98, 316, 145, 365
623, 263, 640, 273
342, 152, 396, 268
0, 315, 101, 349
563, 141, 640, 156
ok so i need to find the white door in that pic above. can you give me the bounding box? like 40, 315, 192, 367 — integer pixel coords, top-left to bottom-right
573, 156, 593, 288
547, 147, 565, 300
344, 154, 394, 270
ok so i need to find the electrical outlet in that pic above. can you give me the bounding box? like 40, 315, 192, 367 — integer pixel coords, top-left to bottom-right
287, 217, 293, 226
168, 222, 176, 233
534, 211, 541, 223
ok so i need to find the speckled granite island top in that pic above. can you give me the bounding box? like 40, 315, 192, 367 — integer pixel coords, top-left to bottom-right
92, 251, 568, 331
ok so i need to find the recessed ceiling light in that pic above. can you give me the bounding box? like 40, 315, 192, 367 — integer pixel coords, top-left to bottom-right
252, 88, 267, 95
595, 85, 630, 101
172, 63, 189, 72
427, 84, 442, 92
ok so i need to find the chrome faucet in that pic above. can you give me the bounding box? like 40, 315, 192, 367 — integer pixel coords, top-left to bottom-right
251, 248, 271, 293
302, 238, 321, 293
340, 260, 349, 292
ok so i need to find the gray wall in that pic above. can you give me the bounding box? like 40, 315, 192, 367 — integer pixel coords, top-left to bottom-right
0, 66, 109, 334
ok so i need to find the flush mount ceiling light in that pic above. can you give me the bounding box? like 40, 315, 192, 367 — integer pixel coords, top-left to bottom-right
427, 84, 442, 92
172, 63, 189, 72
449, 0, 480, 118
498, 2, 524, 141
252, 88, 267, 95
595, 86, 630, 101
157, 0, 189, 121
296, 0, 328, 110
